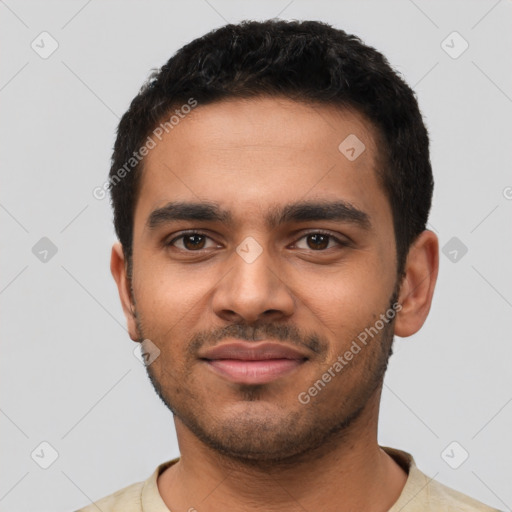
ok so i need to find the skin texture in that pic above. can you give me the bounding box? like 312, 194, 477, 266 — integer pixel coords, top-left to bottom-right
111, 96, 439, 512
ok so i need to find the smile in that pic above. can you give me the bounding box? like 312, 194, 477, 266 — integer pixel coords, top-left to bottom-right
203, 358, 307, 385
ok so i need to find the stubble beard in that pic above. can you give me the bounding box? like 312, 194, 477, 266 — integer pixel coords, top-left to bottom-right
136, 292, 398, 469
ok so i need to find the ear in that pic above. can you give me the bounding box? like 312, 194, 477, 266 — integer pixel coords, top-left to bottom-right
394, 230, 439, 338
110, 242, 139, 341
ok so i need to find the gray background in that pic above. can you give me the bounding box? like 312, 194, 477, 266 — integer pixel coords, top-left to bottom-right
1, 0, 511, 511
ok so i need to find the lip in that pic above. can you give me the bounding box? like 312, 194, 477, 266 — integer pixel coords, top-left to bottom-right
200, 341, 309, 361
200, 341, 309, 384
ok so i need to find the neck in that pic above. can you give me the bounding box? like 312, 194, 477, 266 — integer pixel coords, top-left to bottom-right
158, 388, 408, 512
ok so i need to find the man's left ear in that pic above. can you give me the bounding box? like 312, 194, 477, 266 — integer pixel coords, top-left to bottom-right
394, 230, 439, 338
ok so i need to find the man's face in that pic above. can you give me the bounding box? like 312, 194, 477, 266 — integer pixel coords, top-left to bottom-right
127, 97, 400, 463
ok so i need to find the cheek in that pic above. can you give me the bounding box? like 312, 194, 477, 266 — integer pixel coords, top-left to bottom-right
295, 252, 389, 306
132, 256, 218, 346
134, 250, 205, 308
291, 261, 393, 349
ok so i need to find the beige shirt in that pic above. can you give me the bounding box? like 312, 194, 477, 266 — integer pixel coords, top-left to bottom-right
75, 446, 500, 511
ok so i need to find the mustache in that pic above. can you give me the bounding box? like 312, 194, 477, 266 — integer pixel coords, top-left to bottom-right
187, 323, 326, 356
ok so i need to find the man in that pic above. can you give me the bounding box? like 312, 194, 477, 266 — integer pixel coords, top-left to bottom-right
77, 19, 500, 512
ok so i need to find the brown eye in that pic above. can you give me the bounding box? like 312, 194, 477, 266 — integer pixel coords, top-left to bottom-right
168, 232, 216, 251
182, 234, 206, 250
294, 232, 347, 251
306, 233, 330, 250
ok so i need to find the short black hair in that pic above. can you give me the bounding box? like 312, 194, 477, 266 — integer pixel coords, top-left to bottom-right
109, 19, 433, 278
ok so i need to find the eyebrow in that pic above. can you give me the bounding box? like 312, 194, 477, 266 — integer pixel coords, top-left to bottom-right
146, 200, 371, 231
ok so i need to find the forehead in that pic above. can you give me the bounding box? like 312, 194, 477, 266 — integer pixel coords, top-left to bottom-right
135, 96, 391, 230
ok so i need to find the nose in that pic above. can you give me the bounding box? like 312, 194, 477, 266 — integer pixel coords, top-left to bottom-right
211, 240, 295, 324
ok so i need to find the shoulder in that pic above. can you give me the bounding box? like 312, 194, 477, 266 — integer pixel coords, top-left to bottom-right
415, 467, 501, 511
73, 458, 178, 512
74, 480, 144, 512
382, 446, 502, 512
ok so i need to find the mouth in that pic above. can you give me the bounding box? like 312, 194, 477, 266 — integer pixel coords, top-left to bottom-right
199, 340, 309, 385
203, 358, 307, 385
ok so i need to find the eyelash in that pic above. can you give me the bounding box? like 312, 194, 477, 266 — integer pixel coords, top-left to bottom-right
166, 230, 349, 251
